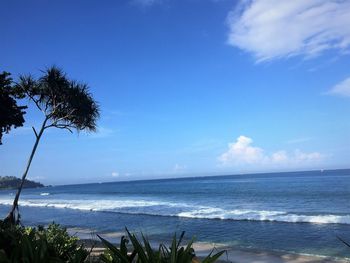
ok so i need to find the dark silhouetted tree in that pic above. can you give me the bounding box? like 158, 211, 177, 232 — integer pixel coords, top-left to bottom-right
0, 72, 27, 144
5, 66, 100, 224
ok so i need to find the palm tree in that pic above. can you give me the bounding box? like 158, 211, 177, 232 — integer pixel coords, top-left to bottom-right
5, 66, 100, 224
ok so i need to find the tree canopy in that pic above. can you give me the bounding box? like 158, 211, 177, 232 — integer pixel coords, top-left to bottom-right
17, 67, 100, 133
0, 176, 44, 190
0, 72, 27, 145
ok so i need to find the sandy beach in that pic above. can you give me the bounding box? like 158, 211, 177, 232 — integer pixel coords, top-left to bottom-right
86, 241, 349, 263
193, 243, 350, 263
70, 228, 349, 263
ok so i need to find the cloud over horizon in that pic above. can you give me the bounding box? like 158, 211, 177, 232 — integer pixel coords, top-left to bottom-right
227, 0, 350, 62
111, 172, 119, 177
219, 135, 323, 168
173, 164, 187, 173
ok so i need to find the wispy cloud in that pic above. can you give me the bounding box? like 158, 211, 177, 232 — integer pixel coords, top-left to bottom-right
110, 171, 134, 180
218, 135, 323, 167
131, 0, 163, 7
327, 77, 350, 97
227, 0, 350, 62
286, 137, 312, 144
87, 127, 115, 139
100, 108, 127, 121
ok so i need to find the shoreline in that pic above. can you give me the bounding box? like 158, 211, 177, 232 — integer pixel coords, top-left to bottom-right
83, 240, 350, 263
69, 228, 350, 263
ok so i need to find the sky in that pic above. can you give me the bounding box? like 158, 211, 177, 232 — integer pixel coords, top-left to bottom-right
1, 0, 350, 185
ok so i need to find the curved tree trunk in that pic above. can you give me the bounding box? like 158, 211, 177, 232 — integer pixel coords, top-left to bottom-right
5, 117, 48, 224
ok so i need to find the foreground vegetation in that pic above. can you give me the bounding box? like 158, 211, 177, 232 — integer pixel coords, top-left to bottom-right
0, 222, 224, 263
0, 222, 89, 262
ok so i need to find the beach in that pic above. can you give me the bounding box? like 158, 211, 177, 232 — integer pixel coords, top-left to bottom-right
81, 237, 350, 263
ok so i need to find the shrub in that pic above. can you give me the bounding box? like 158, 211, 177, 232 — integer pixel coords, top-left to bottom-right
98, 229, 225, 263
0, 221, 89, 263
0, 222, 224, 263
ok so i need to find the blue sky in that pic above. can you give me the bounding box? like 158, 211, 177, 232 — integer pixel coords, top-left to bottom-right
1, 0, 350, 185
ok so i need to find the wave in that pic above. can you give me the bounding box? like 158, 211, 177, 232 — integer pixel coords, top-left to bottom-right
40, 193, 50, 196
0, 198, 349, 225
177, 208, 350, 225
0, 198, 185, 211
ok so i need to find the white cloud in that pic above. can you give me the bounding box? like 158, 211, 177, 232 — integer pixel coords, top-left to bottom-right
294, 150, 323, 162
328, 77, 350, 97
227, 0, 350, 62
218, 135, 323, 167
271, 150, 288, 163
111, 172, 119, 177
219, 136, 266, 165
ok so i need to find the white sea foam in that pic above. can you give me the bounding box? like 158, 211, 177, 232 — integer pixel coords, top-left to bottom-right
177, 208, 350, 224
40, 193, 50, 196
0, 197, 349, 225
0, 198, 183, 212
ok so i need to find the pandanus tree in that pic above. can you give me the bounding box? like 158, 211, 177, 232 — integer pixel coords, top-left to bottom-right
5, 66, 100, 224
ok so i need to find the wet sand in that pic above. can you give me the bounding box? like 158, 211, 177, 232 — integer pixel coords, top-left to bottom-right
193, 242, 349, 263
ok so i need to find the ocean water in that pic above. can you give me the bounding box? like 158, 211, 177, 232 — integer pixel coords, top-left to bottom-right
1, 169, 350, 258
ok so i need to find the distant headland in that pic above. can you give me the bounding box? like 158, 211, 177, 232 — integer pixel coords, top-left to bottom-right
0, 176, 44, 190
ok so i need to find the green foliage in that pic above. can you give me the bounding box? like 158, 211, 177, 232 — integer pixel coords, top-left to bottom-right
99, 235, 137, 263
0, 221, 224, 263
98, 229, 225, 263
16, 66, 100, 132
0, 221, 89, 263
0, 71, 27, 145
0, 176, 44, 190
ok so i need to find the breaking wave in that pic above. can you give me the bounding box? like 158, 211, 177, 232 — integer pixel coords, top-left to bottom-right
0, 198, 349, 225
0, 198, 184, 211
177, 208, 350, 225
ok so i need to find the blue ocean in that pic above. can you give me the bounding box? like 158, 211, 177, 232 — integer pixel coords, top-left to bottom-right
1, 169, 350, 258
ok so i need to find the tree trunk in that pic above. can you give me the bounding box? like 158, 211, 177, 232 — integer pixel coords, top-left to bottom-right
5, 117, 48, 224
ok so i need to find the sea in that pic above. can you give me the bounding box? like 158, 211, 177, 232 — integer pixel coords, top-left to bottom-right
1, 169, 350, 259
